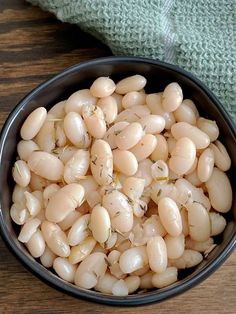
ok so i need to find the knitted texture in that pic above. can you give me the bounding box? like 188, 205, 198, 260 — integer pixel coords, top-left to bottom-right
28, 0, 236, 120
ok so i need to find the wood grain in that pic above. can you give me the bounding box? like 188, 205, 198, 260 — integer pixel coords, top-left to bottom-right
0, 1, 235, 313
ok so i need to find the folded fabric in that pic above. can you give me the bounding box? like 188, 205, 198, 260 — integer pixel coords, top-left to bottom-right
28, 0, 236, 121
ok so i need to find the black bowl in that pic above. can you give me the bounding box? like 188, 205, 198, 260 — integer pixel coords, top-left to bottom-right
0, 56, 235, 306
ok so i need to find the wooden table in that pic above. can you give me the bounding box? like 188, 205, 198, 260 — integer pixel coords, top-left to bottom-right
0, 1, 235, 313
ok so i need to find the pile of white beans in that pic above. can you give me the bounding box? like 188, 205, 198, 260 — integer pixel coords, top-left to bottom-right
11, 74, 233, 296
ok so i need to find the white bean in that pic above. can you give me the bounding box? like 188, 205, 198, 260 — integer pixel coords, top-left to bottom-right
169, 137, 196, 175
115, 105, 150, 123
115, 75, 146, 94
138, 115, 165, 134
158, 197, 182, 236
205, 167, 232, 213
10, 203, 29, 225
103, 121, 129, 149
102, 189, 133, 233
150, 181, 178, 205
185, 237, 214, 252
65, 89, 97, 114
63, 112, 91, 148
111, 92, 123, 113
125, 276, 140, 294
140, 271, 154, 289
197, 148, 214, 182
103, 231, 117, 250
63, 149, 90, 184
107, 250, 121, 265
210, 141, 231, 171
152, 267, 178, 288
90, 77, 116, 98
185, 170, 202, 187
175, 178, 211, 210
20, 107, 47, 140
53, 257, 76, 282
185, 157, 198, 175
67, 214, 90, 246
115, 122, 143, 150
171, 122, 210, 149
17, 140, 39, 162
46, 183, 84, 223
166, 137, 177, 154
35, 117, 55, 153
12, 160, 31, 187
74, 252, 107, 289
112, 279, 129, 296
55, 122, 67, 147
143, 215, 167, 238
41, 221, 70, 257
122, 91, 146, 108
82, 104, 106, 139
162, 82, 183, 112
90, 205, 111, 243
197, 117, 219, 142
146, 93, 162, 113
58, 210, 81, 231
150, 134, 168, 162
97, 96, 118, 124
119, 246, 148, 273
151, 160, 169, 182
18, 218, 41, 243
147, 236, 167, 273
165, 234, 185, 259
110, 261, 126, 279
86, 190, 102, 208
69, 236, 96, 264
113, 149, 138, 176
28, 151, 64, 181
95, 272, 117, 294
146, 93, 176, 129
77, 175, 98, 200
130, 134, 157, 161
182, 99, 199, 118
26, 229, 45, 258
122, 177, 145, 201
12, 184, 31, 204
174, 101, 197, 125
54, 146, 78, 164
209, 212, 227, 236
131, 264, 150, 277
29, 172, 50, 192
180, 207, 189, 236
40, 245, 56, 268
90, 139, 113, 186
135, 159, 153, 187
43, 183, 60, 207
169, 250, 203, 269
24, 191, 41, 217
48, 101, 65, 119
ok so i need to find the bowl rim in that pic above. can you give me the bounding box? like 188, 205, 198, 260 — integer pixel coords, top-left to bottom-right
0, 56, 235, 306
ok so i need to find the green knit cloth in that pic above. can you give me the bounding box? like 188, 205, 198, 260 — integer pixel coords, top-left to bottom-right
28, 0, 236, 121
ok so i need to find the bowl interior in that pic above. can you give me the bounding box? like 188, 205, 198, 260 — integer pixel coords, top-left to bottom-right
0, 57, 235, 306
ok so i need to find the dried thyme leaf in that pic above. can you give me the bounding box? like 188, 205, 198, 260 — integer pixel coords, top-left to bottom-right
134, 113, 141, 119
91, 155, 98, 165
155, 176, 169, 181
114, 211, 121, 217
115, 229, 125, 237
